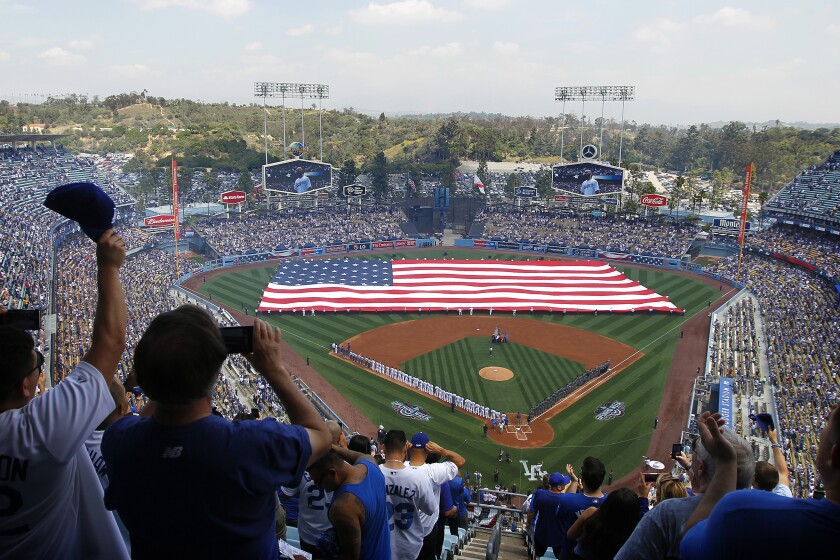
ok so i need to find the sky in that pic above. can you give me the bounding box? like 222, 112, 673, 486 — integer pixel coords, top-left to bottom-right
1, 0, 839, 126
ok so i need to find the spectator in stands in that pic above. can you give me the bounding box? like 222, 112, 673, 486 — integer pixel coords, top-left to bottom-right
527, 470, 572, 558
281, 420, 346, 558
348, 434, 372, 454
0, 230, 128, 559
311, 445, 391, 559
405, 432, 466, 560
102, 315, 332, 558
556, 457, 607, 560
653, 473, 688, 505
567, 487, 642, 560
449, 474, 471, 536
752, 426, 792, 497
681, 408, 840, 557
615, 418, 755, 560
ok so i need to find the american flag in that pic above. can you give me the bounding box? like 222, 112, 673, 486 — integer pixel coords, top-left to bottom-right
257, 259, 681, 313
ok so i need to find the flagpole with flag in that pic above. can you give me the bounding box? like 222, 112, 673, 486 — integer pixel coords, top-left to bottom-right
172, 158, 181, 279
735, 163, 753, 281
474, 174, 486, 195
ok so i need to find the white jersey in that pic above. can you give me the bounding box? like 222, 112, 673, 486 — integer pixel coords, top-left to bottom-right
281, 470, 333, 544
0, 362, 129, 559
379, 463, 437, 559
405, 460, 458, 535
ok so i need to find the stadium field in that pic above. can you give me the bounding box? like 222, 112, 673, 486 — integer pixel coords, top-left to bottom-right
402, 338, 584, 414
200, 250, 718, 490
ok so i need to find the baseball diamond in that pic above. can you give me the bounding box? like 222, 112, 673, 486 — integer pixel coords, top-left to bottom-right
192, 248, 724, 487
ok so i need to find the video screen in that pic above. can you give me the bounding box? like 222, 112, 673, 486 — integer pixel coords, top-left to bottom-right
263, 159, 333, 194
552, 162, 624, 196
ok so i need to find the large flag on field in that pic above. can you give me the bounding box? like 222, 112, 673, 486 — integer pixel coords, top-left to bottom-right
257, 259, 681, 313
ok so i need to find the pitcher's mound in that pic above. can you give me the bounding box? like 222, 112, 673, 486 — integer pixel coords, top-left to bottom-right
479, 367, 514, 381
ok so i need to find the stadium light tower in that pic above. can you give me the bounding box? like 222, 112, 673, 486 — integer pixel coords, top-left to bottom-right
254, 82, 330, 161
554, 85, 634, 166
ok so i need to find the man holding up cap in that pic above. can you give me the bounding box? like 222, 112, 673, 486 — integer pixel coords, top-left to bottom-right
0, 220, 129, 559
527, 470, 571, 559
406, 432, 466, 560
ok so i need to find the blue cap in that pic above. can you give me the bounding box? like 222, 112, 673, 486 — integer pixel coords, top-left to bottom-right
549, 472, 570, 486
411, 432, 430, 448
44, 182, 115, 242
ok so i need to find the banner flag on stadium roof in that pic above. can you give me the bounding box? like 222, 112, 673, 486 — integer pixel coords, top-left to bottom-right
473, 175, 486, 195
257, 259, 682, 313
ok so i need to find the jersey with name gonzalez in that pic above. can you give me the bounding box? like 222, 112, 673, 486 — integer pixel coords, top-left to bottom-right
379, 464, 438, 559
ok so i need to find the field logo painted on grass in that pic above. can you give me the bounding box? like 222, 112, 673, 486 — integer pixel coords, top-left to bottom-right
391, 401, 433, 421
519, 460, 547, 481
594, 401, 626, 420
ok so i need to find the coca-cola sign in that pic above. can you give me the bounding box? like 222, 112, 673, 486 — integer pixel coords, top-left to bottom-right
221, 190, 246, 204
144, 215, 176, 227
640, 194, 668, 207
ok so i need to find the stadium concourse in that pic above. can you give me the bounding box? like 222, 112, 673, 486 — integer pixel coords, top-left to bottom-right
2, 144, 839, 557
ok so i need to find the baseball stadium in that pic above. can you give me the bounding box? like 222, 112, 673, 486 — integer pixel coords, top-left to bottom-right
3, 8, 840, 557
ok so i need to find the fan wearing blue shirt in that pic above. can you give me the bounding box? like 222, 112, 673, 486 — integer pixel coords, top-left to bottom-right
555, 457, 608, 560
102, 311, 332, 559
527, 471, 572, 558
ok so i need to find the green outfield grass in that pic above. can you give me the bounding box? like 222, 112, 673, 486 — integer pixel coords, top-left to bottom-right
202, 250, 718, 490
402, 338, 584, 413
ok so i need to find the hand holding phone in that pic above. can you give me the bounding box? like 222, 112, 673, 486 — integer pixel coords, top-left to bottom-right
671, 443, 683, 459
220, 326, 254, 354
0, 309, 41, 330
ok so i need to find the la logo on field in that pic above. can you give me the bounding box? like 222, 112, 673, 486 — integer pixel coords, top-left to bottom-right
519, 460, 546, 481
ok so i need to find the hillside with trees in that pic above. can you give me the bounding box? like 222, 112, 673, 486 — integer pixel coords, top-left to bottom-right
1, 93, 838, 197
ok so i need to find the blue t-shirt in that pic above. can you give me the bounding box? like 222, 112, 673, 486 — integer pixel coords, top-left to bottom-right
102, 415, 311, 559
556, 492, 607, 560
332, 461, 390, 560
450, 477, 467, 515
681, 490, 840, 559
439, 482, 454, 517
529, 489, 565, 546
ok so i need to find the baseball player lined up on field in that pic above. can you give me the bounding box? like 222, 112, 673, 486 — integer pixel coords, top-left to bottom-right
331, 344, 507, 421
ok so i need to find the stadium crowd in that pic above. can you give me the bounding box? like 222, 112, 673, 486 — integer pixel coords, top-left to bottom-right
706, 252, 839, 499
2, 144, 840, 558
193, 207, 404, 256
477, 209, 700, 258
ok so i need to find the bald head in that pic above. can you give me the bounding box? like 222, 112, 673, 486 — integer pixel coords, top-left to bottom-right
326, 420, 344, 445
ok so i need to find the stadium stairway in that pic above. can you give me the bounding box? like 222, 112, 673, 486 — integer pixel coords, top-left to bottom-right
455, 528, 528, 560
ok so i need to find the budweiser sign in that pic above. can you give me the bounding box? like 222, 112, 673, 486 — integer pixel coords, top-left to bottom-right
640, 194, 668, 207
144, 215, 176, 227
221, 190, 246, 204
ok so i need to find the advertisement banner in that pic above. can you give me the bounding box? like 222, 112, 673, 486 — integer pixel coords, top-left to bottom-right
553, 195, 568, 203
372, 241, 394, 249
713, 218, 750, 231
473, 239, 487, 248
325, 245, 346, 254
498, 241, 519, 250
520, 244, 547, 253
719, 378, 734, 429
144, 215, 175, 227
739, 164, 753, 245
640, 194, 668, 207
221, 190, 246, 204
665, 258, 682, 269
348, 242, 371, 252
171, 159, 180, 240
571, 248, 597, 257
485, 240, 499, 249
546, 245, 567, 254
395, 239, 417, 247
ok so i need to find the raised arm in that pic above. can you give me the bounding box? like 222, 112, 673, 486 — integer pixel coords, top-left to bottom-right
768, 427, 790, 488
247, 319, 331, 465
425, 441, 466, 468
81, 229, 126, 384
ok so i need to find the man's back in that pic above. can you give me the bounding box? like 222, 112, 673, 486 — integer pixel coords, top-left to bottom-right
333, 461, 390, 559
681, 490, 840, 559
103, 415, 311, 558
281, 471, 333, 545
0, 362, 126, 560
380, 463, 437, 559
556, 491, 607, 559
531, 489, 565, 547
615, 494, 702, 560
